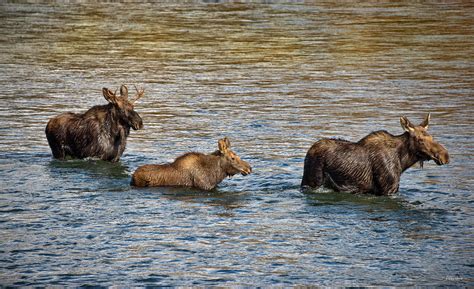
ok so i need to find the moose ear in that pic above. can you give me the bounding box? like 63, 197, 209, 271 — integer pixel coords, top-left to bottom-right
218, 138, 229, 154
120, 85, 128, 100
224, 137, 231, 148
102, 88, 117, 104
400, 116, 415, 132
419, 113, 430, 129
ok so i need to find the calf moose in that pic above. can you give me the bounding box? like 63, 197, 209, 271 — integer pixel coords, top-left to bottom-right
131, 137, 252, 190
45, 85, 144, 162
301, 114, 449, 195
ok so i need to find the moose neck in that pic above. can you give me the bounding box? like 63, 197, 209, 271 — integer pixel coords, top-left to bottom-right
397, 132, 422, 172
106, 104, 130, 137
210, 152, 232, 180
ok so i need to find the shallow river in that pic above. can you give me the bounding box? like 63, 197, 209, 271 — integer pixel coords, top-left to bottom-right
0, 2, 473, 286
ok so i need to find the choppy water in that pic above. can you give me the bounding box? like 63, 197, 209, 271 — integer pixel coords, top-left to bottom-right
1, 2, 473, 286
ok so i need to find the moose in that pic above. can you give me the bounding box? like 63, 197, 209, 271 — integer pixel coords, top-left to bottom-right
301, 114, 449, 195
45, 85, 144, 162
131, 137, 252, 190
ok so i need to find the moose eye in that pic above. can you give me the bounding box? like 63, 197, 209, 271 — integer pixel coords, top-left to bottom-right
418, 138, 428, 145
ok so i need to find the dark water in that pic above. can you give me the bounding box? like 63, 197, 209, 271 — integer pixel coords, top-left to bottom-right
1, 2, 473, 286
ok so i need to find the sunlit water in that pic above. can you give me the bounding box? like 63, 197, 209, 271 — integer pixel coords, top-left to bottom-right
0, 2, 473, 286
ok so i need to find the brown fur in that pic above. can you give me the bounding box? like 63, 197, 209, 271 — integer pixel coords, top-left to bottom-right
45, 85, 144, 162
301, 114, 449, 195
131, 138, 252, 191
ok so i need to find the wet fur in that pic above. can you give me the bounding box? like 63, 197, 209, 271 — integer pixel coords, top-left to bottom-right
302, 130, 433, 195
131, 144, 251, 191
45, 103, 139, 162
131, 152, 227, 190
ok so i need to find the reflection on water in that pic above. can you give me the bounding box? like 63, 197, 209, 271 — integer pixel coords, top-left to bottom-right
49, 159, 130, 180
0, 2, 473, 287
304, 189, 408, 212
159, 188, 249, 210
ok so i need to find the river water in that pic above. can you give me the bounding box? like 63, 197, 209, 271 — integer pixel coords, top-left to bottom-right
0, 2, 473, 286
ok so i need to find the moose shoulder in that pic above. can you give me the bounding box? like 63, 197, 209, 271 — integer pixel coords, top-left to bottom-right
301, 114, 449, 195
45, 85, 144, 162
131, 137, 252, 191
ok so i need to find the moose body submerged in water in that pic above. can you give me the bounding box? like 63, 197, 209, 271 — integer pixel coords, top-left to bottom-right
131, 137, 252, 191
45, 85, 144, 162
301, 114, 449, 195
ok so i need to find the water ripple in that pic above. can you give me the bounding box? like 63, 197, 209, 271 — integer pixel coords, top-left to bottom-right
0, 2, 473, 287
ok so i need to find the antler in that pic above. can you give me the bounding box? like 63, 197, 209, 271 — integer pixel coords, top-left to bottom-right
120, 84, 129, 100
131, 85, 145, 104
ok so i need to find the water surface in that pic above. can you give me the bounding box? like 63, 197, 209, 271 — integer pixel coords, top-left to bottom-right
0, 2, 473, 286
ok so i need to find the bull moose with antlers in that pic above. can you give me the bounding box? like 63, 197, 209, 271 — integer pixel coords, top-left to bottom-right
45, 85, 144, 162
301, 114, 449, 195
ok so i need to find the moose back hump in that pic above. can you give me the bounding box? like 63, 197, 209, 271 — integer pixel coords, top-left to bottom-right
45, 85, 144, 162
301, 114, 449, 195
131, 137, 252, 191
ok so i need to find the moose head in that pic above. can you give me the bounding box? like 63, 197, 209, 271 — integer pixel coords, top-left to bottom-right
102, 85, 144, 130
217, 137, 252, 176
400, 113, 449, 166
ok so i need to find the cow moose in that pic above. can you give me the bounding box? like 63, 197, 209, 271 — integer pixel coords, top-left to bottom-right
301, 114, 449, 195
45, 85, 144, 162
131, 137, 252, 190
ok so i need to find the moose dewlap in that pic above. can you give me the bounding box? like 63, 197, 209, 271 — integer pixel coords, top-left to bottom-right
45, 85, 144, 162
131, 137, 252, 191
301, 114, 449, 195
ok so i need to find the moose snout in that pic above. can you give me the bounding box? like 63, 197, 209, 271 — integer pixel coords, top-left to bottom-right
241, 165, 252, 176
438, 150, 449, 165
433, 145, 449, 165
131, 117, 144, 130
135, 120, 144, 130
